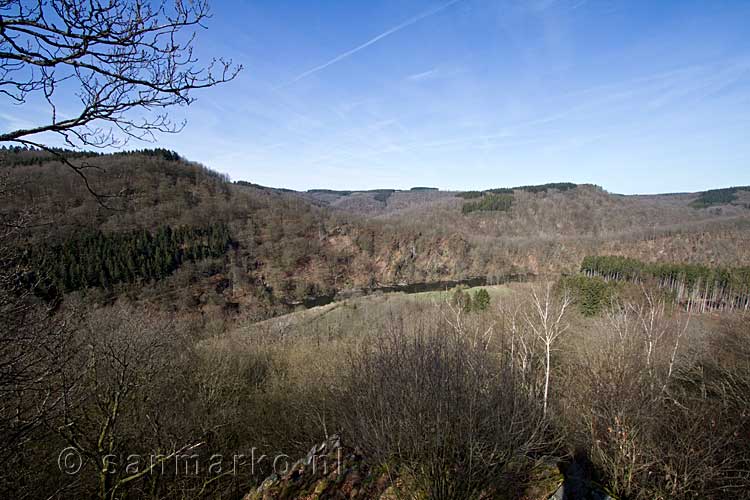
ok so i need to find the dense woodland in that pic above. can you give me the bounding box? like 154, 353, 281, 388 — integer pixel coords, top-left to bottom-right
581, 255, 750, 312
26, 224, 231, 294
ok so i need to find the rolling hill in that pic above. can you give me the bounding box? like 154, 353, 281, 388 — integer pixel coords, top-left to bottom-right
3, 146, 750, 320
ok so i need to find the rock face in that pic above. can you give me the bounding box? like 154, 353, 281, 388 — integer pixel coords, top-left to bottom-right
521, 460, 565, 499
242, 435, 397, 500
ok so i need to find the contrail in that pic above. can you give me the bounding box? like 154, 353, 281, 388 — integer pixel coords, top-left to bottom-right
283, 0, 465, 86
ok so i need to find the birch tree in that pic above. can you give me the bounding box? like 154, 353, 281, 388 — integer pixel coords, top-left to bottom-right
523, 282, 572, 417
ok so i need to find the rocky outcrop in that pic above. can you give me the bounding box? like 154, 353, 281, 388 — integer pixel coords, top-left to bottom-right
243, 435, 614, 500
242, 435, 398, 500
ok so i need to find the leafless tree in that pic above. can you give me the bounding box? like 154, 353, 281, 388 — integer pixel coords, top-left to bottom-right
0, 0, 241, 150
55, 305, 206, 500
441, 291, 495, 349
523, 282, 572, 417
607, 286, 690, 392
0, 187, 76, 452
501, 298, 539, 396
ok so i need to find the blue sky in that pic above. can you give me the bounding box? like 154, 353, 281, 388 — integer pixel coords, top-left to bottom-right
3, 0, 750, 194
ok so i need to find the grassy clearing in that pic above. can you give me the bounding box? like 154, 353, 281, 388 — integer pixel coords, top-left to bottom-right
403, 283, 517, 303
244, 284, 520, 334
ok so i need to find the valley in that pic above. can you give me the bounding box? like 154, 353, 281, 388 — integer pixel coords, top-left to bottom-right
4, 147, 749, 321
2, 149, 749, 500
2, 1, 749, 498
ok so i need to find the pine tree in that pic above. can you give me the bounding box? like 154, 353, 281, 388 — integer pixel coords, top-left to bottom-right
472, 289, 491, 311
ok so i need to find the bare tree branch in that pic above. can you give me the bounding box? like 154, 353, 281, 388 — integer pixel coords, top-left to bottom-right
0, 0, 242, 148
6, 138, 125, 209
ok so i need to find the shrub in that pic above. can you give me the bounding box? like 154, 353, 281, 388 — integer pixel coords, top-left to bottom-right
451, 286, 472, 312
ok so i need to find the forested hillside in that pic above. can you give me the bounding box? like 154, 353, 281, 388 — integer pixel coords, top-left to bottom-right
3, 146, 750, 320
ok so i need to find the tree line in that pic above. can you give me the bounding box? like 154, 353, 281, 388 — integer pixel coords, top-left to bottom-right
581, 255, 750, 312
487, 182, 578, 194
455, 190, 484, 199
0, 146, 182, 167
24, 224, 232, 293
460, 183, 579, 214
458, 183, 579, 200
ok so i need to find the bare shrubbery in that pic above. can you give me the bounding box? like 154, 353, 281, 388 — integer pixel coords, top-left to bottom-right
665, 314, 750, 497
1, 280, 748, 499
559, 290, 750, 499
336, 316, 552, 499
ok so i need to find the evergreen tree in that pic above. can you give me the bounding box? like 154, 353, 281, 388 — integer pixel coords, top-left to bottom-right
472, 288, 491, 311
26, 223, 232, 294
